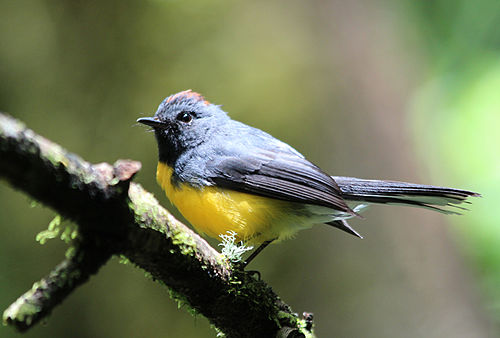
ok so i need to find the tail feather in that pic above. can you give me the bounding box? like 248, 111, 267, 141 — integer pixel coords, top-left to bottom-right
332, 176, 480, 215
327, 220, 363, 239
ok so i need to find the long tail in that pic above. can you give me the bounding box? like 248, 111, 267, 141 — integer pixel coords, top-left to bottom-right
326, 176, 480, 238
333, 176, 480, 214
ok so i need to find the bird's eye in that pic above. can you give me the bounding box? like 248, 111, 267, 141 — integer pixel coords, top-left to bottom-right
176, 111, 193, 123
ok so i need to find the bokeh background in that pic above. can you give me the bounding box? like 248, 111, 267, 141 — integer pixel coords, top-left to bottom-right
1, 1, 499, 337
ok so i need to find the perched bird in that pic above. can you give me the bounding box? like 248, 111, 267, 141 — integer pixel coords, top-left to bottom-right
138, 90, 479, 265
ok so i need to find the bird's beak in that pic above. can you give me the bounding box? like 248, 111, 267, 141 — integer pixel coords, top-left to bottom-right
137, 117, 166, 129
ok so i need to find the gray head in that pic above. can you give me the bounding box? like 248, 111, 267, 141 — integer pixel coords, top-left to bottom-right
137, 90, 230, 165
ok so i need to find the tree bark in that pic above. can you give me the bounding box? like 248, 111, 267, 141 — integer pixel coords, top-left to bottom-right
0, 113, 312, 338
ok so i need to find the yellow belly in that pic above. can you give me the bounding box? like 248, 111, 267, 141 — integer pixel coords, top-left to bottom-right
156, 162, 306, 244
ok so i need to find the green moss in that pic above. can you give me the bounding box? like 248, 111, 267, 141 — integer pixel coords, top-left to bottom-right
43, 146, 69, 168
167, 288, 198, 316
129, 184, 198, 255
36, 215, 62, 244
2, 300, 40, 326
67, 270, 81, 284
65, 246, 76, 259
277, 311, 294, 321
214, 253, 229, 267
143, 270, 154, 281
118, 255, 131, 265
128, 184, 201, 259
29, 199, 40, 208
82, 172, 97, 185
295, 318, 315, 338
114, 255, 160, 284
131, 193, 198, 256
212, 325, 226, 337
225, 272, 308, 335
170, 227, 197, 256
128, 184, 168, 234
36, 215, 79, 245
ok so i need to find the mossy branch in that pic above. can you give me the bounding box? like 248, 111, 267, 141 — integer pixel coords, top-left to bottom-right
0, 113, 314, 337
3, 242, 111, 331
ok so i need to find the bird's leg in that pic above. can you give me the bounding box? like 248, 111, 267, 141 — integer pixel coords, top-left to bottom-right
240, 239, 274, 269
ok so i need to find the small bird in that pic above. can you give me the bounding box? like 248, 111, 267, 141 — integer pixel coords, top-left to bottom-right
138, 90, 479, 265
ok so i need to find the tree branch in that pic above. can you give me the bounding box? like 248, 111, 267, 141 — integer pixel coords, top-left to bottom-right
0, 113, 313, 337
3, 242, 111, 331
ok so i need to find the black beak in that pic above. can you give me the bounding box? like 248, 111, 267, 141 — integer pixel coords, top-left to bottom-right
137, 117, 166, 129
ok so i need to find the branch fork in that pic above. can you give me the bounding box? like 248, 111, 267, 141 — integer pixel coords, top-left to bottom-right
0, 113, 314, 337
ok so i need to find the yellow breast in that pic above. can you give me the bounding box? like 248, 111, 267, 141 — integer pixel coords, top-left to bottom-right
156, 162, 306, 244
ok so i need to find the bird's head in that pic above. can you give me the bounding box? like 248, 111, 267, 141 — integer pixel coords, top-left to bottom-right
137, 90, 229, 164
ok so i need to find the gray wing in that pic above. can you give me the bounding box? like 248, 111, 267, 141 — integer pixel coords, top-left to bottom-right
206, 148, 354, 214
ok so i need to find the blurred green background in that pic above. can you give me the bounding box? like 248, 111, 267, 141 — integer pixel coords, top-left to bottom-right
1, 1, 498, 337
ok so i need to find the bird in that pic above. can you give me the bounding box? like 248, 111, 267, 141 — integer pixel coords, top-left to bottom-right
137, 90, 479, 266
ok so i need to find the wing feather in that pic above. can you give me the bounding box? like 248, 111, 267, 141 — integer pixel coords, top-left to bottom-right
208, 151, 353, 214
